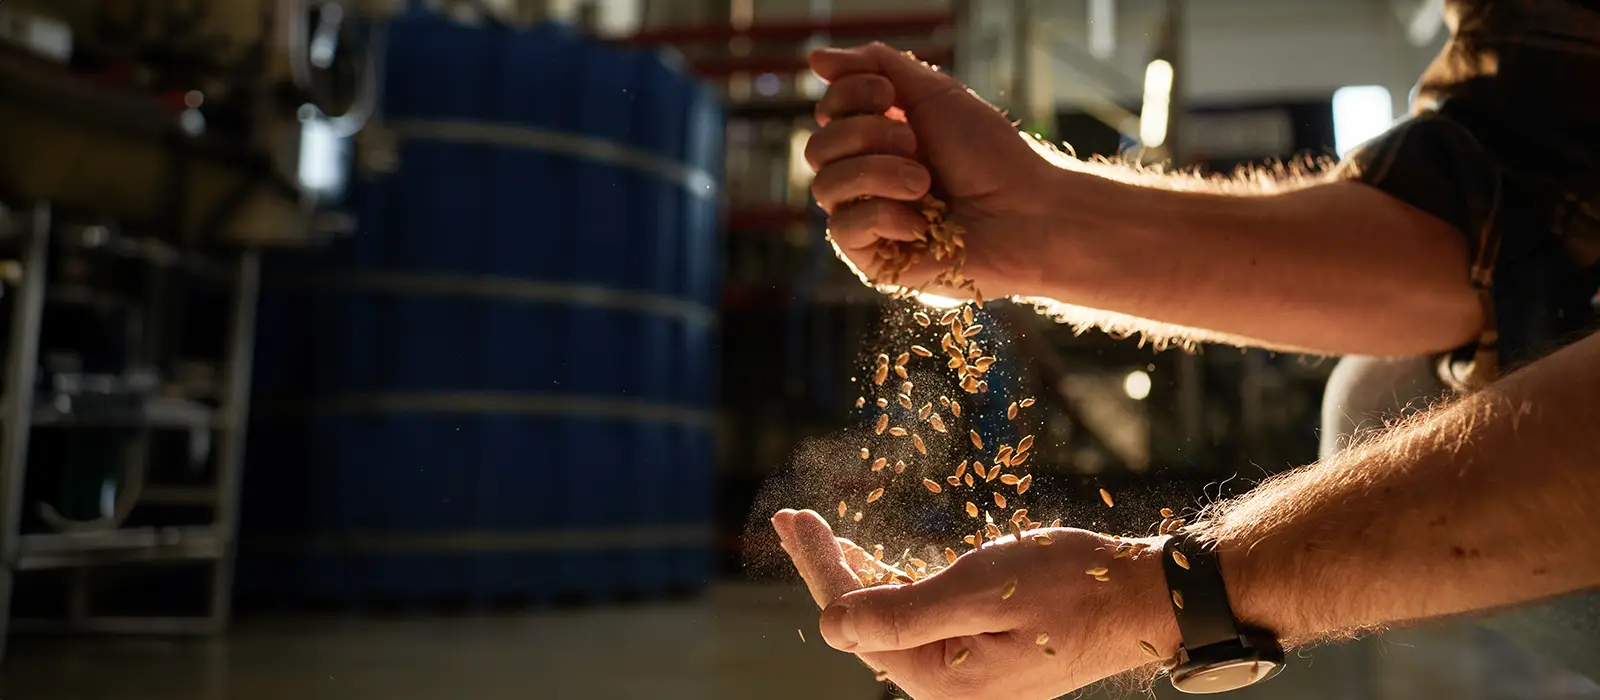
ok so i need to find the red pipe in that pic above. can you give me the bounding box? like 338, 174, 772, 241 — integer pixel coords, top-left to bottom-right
618, 12, 952, 45
691, 47, 952, 78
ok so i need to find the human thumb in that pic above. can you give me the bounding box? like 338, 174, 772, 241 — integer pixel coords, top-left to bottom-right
807, 43, 961, 112
817, 565, 1012, 653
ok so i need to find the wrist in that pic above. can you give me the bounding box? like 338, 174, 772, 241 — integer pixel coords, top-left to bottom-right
1119, 537, 1185, 663
1021, 167, 1158, 303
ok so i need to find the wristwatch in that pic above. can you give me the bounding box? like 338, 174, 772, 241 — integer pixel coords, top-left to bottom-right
1160, 532, 1286, 694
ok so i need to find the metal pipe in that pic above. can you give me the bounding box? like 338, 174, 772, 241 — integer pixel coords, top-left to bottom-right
0, 202, 51, 661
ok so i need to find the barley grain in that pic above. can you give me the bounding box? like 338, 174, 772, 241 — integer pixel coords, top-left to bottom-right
1007, 402, 1019, 420
985, 522, 1001, 540
1172, 551, 1190, 570
867, 488, 885, 503
875, 414, 889, 435
994, 492, 1008, 508
946, 357, 963, 369
939, 309, 960, 324
1099, 488, 1115, 508
962, 306, 974, 325
964, 473, 974, 487
977, 357, 998, 370
871, 457, 887, 472
1017, 474, 1033, 494
889, 426, 908, 437
938, 395, 950, 407
963, 534, 977, 546
1032, 534, 1053, 545
910, 344, 932, 357
1095, 574, 1111, 582
1019, 397, 1036, 408
922, 478, 942, 494
945, 547, 958, 565
962, 324, 984, 338
894, 352, 910, 367
876, 397, 889, 409
955, 460, 968, 479
1050, 518, 1062, 528
855, 396, 865, 408
838, 501, 847, 518
970, 430, 983, 449
893, 460, 906, 474
918, 402, 933, 421
950, 401, 962, 417
946, 476, 960, 486
1011, 452, 1029, 466
854, 511, 863, 522
1171, 590, 1184, 609
966, 502, 979, 518
1017, 435, 1035, 453
1008, 518, 1023, 540
893, 365, 908, 380
1139, 641, 1160, 658
1000, 474, 1021, 485
1160, 507, 1175, 518
872, 364, 888, 385
973, 462, 987, 480
860, 447, 870, 460
913, 311, 931, 327
929, 413, 947, 432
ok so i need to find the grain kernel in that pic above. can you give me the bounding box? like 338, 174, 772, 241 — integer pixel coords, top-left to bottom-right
872, 364, 888, 385
1019, 397, 1036, 408
867, 488, 885, 503
923, 478, 942, 494
1017, 435, 1035, 453
1139, 640, 1160, 658
1037, 633, 1050, 645
963, 534, 977, 546
898, 393, 913, 409
964, 473, 974, 487
929, 413, 947, 432
973, 462, 987, 480
875, 414, 889, 435
889, 426, 908, 437
962, 306, 974, 325
1099, 488, 1115, 508
950, 649, 970, 667
919, 402, 933, 421
985, 523, 1001, 540
1007, 402, 1019, 420
970, 430, 983, 449
994, 492, 1008, 508
893, 460, 906, 474
945, 547, 958, 565
838, 501, 847, 518
853, 511, 863, 522
954, 460, 968, 479
1095, 574, 1111, 582
893, 365, 908, 379
966, 502, 979, 518
1000, 474, 1021, 485
950, 401, 962, 417
913, 311, 931, 327
871, 457, 887, 472
1172, 551, 1190, 570
876, 397, 889, 409
1017, 474, 1033, 494
946, 475, 959, 486
910, 344, 932, 357
1160, 507, 1175, 519
894, 352, 910, 367
1172, 590, 1184, 609
855, 396, 865, 408
912, 433, 927, 454
1032, 534, 1053, 545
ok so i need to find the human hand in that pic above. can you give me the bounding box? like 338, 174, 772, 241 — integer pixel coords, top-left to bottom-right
805, 43, 1068, 299
772, 508, 1181, 700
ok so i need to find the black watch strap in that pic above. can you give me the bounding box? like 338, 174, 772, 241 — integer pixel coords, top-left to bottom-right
1161, 532, 1246, 650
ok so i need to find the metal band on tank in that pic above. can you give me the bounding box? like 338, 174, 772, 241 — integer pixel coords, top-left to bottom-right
278, 271, 716, 327
307, 392, 715, 429
386, 118, 719, 197
246, 526, 714, 555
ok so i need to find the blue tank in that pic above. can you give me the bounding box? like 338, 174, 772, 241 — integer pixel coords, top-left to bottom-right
240, 10, 722, 607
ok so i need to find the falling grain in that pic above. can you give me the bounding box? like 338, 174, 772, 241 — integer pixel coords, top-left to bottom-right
1007, 402, 1019, 420
946, 476, 960, 486
860, 448, 870, 460
922, 478, 942, 494
985, 522, 1001, 540
855, 396, 865, 408
876, 397, 889, 409
1011, 452, 1029, 467
964, 473, 974, 487
875, 413, 889, 435
1000, 474, 1021, 485
950, 401, 962, 418
867, 488, 885, 503
939, 309, 960, 325
1160, 507, 1175, 518
1172, 551, 1190, 570
894, 352, 910, 367
1171, 590, 1184, 609
1007, 518, 1023, 540
973, 462, 987, 480
945, 547, 958, 565
853, 511, 863, 522
929, 413, 947, 433
1017, 474, 1033, 494
872, 364, 889, 386
963, 534, 977, 546
893, 460, 906, 474
955, 460, 968, 479
1085, 567, 1109, 576
889, 426, 908, 437
1017, 435, 1035, 453
1095, 574, 1111, 582
977, 380, 989, 393
838, 501, 848, 518
871, 457, 887, 472
910, 345, 933, 357
994, 492, 1008, 508
1050, 518, 1062, 528
1099, 488, 1115, 508
894, 365, 908, 380
976, 356, 997, 370
970, 430, 984, 449
898, 393, 913, 409
966, 502, 979, 518
938, 395, 951, 407
901, 381, 914, 395
962, 324, 984, 338
912, 433, 927, 454
1139, 640, 1160, 658
996, 446, 1014, 466
919, 402, 933, 421
1001, 577, 1018, 600
962, 306, 974, 325
984, 464, 1000, 483
1032, 534, 1053, 545
913, 311, 931, 327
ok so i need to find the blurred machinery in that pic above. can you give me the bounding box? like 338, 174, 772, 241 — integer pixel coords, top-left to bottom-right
0, 0, 376, 658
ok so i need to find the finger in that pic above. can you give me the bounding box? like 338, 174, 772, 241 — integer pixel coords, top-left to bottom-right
814, 74, 894, 126
808, 43, 962, 112
818, 565, 1017, 653
806, 115, 916, 171
783, 510, 863, 608
827, 199, 928, 251
813, 155, 929, 212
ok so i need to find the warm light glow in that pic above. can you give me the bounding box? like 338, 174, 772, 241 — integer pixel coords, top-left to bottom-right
1332, 85, 1394, 158
916, 294, 967, 309
1139, 60, 1173, 148
1123, 370, 1152, 400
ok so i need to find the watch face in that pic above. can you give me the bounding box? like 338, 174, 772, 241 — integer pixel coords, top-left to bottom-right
1171, 659, 1284, 694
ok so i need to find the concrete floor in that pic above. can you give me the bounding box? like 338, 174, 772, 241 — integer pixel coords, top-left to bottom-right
0, 583, 1596, 700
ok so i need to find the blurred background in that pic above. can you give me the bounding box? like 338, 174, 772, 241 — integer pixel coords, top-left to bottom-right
0, 0, 1592, 698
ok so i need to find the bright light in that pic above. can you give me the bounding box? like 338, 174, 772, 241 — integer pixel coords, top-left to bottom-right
915, 293, 967, 309
1332, 85, 1394, 158
1123, 370, 1151, 400
1139, 60, 1173, 148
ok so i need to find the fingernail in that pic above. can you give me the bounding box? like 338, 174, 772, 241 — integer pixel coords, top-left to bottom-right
898, 162, 928, 194
887, 124, 916, 154
820, 604, 859, 651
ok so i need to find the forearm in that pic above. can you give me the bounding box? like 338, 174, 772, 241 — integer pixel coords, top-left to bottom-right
1195, 331, 1600, 643
1026, 168, 1482, 355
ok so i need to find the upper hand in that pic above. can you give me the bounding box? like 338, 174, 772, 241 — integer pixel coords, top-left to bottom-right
805, 43, 1064, 298
772, 509, 1181, 700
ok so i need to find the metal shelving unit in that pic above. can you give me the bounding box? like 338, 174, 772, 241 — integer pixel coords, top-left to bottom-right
0, 202, 260, 658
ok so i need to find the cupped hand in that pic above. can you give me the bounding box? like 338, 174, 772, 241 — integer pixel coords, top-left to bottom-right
772, 509, 1180, 700
805, 43, 1066, 299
